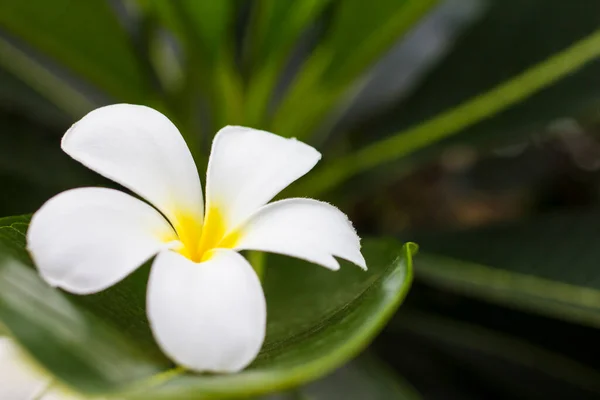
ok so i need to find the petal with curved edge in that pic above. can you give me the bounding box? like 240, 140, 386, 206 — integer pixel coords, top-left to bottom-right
147, 249, 266, 373
235, 198, 366, 271
61, 104, 204, 231
0, 336, 50, 400
205, 126, 321, 232
27, 187, 178, 294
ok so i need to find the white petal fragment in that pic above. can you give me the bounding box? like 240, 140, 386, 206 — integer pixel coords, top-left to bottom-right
147, 250, 266, 373
27, 187, 177, 294
39, 388, 89, 400
61, 104, 204, 227
0, 337, 50, 400
235, 198, 366, 271
205, 126, 321, 230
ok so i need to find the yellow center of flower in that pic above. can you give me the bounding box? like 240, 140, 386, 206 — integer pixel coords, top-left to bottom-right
171, 206, 240, 263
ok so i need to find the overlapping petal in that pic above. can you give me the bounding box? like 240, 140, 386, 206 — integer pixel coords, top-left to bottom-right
0, 337, 92, 399
27, 187, 178, 294
235, 198, 366, 270
205, 126, 321, 232
0, 336, 50, 399
61, 104, 204, 232
147, 250, 266, 372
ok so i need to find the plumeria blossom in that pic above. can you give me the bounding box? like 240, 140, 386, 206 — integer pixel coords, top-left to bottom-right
27, 104, 366, 373
0, 335, 92, 399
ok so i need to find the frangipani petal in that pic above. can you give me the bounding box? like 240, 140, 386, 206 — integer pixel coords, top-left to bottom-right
0, 337, 90, 399
40, 391, 86, 400
27, 187, 177, 294
61, 104, 204, 232
147, 250, 266, 373
0, 336, 50, 400
235, 198, 366, 271
205, 126, 321, 232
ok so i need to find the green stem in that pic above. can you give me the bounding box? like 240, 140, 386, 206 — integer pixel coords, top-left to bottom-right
297, 27, 600, 197
248, 251, 266, 281
127, 365, 187, 394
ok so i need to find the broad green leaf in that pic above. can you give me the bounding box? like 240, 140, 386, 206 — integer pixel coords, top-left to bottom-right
0, 215, 30, 263
265, 353, 421, 400
0, 0, 151, 102
295, 25, 600, 198
413, 210, 600, 328
0, 215, 414, 398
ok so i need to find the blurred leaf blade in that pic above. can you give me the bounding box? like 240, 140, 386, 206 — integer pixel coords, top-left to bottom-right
140, 0, 233, 64
322, 0, 437, 87
248, 0, 330, 64
0, 215, 414, 398
368, 0, 600, 150
0, 0, 152, 103
244, 0, 332, 127
140, 0, 242, 128
272, 0, 438, 139
0, 37, 94, 117
296, 26, 600, 197
413, 210, 600, 328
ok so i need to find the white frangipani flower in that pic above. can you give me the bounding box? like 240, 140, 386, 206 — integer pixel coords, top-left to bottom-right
0, 336, 87, 399
27, 104, 366, 373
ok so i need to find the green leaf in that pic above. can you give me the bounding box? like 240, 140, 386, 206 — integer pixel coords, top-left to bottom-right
0, 256, 163, 394
265, 353, 421, 400
0, 215, 414, 398
244, 0, 332, 127
295, 25, 600, 198
0, 66, 70, 126
0, 0, 151, 102
372, 0, 600, 148
139, 0, 243, 129
247, 0, 331, 67
0, 215, 30, 263
413, 210, 600, 328
272, 0, 437, 139
139, 0, 234, 65
0, 37, 95, 118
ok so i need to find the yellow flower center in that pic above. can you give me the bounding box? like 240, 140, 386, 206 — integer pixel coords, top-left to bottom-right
171, 206, 240, 263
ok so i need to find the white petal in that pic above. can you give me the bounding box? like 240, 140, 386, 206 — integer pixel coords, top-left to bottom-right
27, 187, 177, 294
40, 388, 88, 400
205, 126, 321, 231
0, 337, 50, 400
147, 249, 266, 373
235, 198, 366, 271
62, 104, 204, 229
